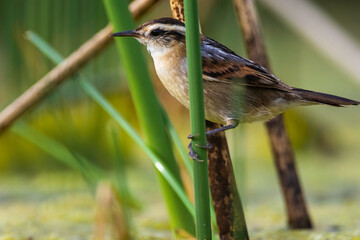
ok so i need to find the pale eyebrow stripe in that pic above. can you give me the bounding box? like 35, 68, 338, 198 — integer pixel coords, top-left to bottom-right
147, 24, 185, 33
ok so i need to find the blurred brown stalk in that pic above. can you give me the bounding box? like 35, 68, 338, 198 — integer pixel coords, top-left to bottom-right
233, 0, 312, 229
94, 182, 130, 240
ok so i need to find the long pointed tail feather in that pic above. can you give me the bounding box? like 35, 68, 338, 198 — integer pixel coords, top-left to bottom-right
294, 88, 360, 107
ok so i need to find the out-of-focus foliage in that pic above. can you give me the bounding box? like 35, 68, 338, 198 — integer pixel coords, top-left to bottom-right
0, 0, 136, 171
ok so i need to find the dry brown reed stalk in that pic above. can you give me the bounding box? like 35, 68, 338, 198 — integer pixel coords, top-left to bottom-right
170, 0, 185, 22
206, 121, 249, 240
233, 0, 312, 229
0, 0, 160, 134
93, 182, 130, 240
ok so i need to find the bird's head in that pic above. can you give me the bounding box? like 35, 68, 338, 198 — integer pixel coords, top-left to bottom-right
111, 18, 186, 55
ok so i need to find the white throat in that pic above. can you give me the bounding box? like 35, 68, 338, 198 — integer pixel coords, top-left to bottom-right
146, 44, 171, 59
135, 38, 170, 59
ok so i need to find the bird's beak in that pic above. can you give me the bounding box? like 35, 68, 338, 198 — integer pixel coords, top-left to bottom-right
110, 30, 139, 38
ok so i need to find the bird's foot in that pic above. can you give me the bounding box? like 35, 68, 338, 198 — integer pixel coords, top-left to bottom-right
187, 140, 213, 162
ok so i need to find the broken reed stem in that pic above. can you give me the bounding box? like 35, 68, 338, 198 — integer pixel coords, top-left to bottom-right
232, 0, 312, 229
170, 0, 185, 22
206, 121, 249, 240
0, 0, 160, 134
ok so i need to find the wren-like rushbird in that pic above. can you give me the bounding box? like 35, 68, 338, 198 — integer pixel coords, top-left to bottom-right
111, 18, 359, 155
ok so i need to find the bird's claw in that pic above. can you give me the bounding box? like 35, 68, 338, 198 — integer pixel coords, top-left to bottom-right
187, 133, 199, 139
195, 142, 213, 149
188, 141, 203, 162
188, 144, 202, 162
187, 141, 213, 162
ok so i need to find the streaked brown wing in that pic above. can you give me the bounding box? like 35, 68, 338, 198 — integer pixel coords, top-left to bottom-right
201, 37, 292, 92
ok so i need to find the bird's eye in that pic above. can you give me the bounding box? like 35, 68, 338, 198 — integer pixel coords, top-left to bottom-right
150, 29, 164, 37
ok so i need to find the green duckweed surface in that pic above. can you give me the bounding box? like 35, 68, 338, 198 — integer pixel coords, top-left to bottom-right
0, 148, 359, 240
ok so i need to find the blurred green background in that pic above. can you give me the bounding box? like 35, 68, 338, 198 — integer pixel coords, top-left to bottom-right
0, 0, 359, 239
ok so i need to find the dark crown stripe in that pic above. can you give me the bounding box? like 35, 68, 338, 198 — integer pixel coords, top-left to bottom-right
136, 17, 185, 30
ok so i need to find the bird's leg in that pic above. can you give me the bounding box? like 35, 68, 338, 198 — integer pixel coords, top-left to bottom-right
188, 119, 239, 139
204, 120, 239, 136
187, 119, 238, 160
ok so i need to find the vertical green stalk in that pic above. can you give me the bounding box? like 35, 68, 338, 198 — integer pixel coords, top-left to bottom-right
103, 0, 195, 235
183, 0, 212, 239
109, 124, 134, 232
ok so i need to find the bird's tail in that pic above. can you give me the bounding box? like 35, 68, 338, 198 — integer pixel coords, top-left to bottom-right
293, 88, 360, 107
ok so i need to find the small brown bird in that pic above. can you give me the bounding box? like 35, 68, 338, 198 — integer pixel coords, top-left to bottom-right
112, 18, 359, 136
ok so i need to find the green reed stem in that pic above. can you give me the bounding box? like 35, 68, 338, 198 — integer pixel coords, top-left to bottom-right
105, 0, 196, 233
108, 123, 134, 229
183, 0, 212, 238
